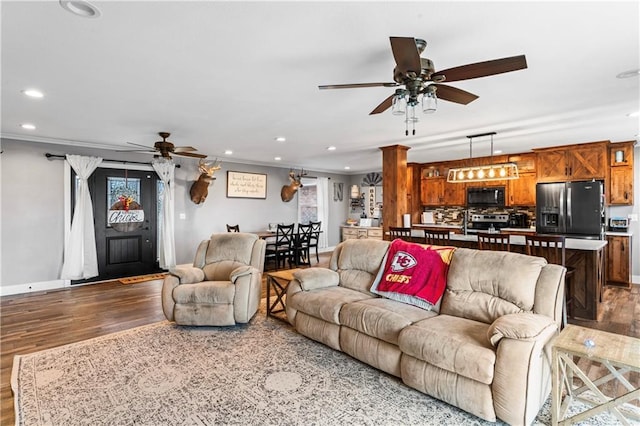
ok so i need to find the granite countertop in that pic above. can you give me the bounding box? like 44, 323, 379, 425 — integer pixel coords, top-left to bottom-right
408, 229, 608, 251
605, 231, 633, 237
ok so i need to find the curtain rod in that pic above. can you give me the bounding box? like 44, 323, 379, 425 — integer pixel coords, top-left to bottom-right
44, 153, 181, 168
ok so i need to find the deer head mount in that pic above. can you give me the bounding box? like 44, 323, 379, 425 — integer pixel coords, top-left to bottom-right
190, 158, 221, 204
280, 169, 307, 202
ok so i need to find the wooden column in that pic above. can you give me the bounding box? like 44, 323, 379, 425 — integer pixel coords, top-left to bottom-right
380, 144, 410, 234
407, 162, 422, 225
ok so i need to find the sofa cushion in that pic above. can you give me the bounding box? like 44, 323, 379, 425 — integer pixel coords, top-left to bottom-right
288, 286, 373, 325
335, 239, 390, 295
201, 233, 258, 280
340, 298, 437, 346
172, 281, 235, 304
399, 314, 496, 385
441, 248, 547, 324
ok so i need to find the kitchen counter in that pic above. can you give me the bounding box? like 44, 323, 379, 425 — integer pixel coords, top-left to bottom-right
605, 231, 633, 237
409, 229, 608, 251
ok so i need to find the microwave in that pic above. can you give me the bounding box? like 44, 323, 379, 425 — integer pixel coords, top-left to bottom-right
467, 186, 505, 208
609, 217, 629, 231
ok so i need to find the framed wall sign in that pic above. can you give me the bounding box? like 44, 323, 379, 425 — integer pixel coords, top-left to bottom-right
226, 171, 267, 199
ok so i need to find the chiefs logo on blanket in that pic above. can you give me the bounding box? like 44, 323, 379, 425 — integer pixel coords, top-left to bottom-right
371, 239, 455, 312
389, 251, 418, 273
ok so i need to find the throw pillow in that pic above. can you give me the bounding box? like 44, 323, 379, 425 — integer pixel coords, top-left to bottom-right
371, 239, 455, 312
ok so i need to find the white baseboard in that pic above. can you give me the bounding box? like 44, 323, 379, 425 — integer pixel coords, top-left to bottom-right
319, 246, 335, 253
632, 275, 640, 285
0, 279, 70, 297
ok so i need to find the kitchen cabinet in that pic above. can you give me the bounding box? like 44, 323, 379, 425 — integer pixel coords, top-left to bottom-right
341, 226, 383, 241
606, 234, 632, 287
535, 141, 608, 182
508, 172, 537, 206
442, 160, 466, 206
421, 176, 445, 205
608, 141, 634, 205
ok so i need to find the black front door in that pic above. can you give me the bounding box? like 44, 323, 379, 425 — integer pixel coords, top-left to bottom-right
73, 168, 162, 283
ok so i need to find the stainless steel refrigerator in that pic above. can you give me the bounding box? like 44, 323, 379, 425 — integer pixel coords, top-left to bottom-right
536, 180, 605, 239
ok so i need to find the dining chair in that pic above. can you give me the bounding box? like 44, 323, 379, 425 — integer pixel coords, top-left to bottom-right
477, 232, 511, 252
265, 223, 295, 270
389, 226, 412, 242
525, 234, 574, 328
226, 224, 240, 232
422, 229, 451, 246
309, 221, 322, 263
292, 223, 313, 267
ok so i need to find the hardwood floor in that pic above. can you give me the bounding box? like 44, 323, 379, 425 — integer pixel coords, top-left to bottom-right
1, 256, 637, 425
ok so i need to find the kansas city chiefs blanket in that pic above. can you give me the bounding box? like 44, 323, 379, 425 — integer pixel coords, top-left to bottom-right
371, 239, 455, 311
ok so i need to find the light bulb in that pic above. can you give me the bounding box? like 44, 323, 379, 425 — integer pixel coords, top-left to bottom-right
499, 167, 507, 177
467, 170, 474, 179
488, 168, 496, 178
458, 170, 465, 180
477, 169, 485, 179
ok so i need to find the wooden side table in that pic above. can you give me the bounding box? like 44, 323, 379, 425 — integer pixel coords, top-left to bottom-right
266, 268, 300, 322
551, 324, 640, 425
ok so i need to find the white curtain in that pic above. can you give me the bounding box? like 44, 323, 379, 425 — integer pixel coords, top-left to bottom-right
317, 177, 329, 249
152, 159, 176, 269
60, 155, 102, 280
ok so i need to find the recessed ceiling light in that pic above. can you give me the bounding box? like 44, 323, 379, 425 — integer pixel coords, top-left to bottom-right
274, 156, 282, 161
344, 166, 351, 170
224, 150, 233, 155
327, 146, 337, 151
617, 69, 640, 79
22, 89, 44, 98
627, 111, 640, 118
275, 137, 286, 142
493, 149, 503, 154
59, 0, 102, 18
21, 123, 36, 130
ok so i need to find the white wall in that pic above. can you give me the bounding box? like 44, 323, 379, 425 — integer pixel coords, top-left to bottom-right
0, 138, 351, 292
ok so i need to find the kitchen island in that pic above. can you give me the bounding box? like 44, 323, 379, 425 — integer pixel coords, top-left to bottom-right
408, 227, 607, 321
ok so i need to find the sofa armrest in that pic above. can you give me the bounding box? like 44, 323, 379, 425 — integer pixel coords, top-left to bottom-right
293, 267, 340, 291
487, 313, 557, 347
169, 265, 205, 284
230, 265, 258, 282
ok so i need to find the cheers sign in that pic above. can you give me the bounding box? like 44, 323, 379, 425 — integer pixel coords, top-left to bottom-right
108, 209, 144, 224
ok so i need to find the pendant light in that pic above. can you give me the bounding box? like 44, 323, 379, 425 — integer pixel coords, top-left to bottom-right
447, 132, 519, 183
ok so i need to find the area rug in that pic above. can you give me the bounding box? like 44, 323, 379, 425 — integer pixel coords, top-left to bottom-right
118, 272, 167, 285
12, 311, 623, 426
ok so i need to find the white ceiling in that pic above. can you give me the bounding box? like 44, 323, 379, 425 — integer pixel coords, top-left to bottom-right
2, 1, 639, 174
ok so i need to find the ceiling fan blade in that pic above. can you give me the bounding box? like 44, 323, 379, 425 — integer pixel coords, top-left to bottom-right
431, 55, 527, 82
173, 146, 197, 153
174, 151, 208, 159
432, 84, 479, 105
390, 37, 422, 75
369, 94, 395, 115
319, 82, 398, 90
115, 149, 156, 153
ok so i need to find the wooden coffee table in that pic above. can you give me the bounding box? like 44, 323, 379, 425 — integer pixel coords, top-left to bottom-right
551, 324, 640, 425
265, 269, 300, 322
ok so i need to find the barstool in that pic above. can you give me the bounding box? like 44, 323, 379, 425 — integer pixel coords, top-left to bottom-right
389, 226, 412, 242
422, 229, 451, 246
525, 234, 574, 328
477, 232, 511, 251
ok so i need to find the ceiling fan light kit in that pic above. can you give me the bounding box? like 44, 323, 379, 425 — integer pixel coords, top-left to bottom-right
446, 132, 519, 183
319, 36, 527, 136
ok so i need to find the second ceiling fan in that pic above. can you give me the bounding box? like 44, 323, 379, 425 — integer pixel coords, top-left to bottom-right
319, 37, 527, 135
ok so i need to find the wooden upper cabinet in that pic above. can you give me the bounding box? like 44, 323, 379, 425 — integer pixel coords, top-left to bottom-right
535, 141, 608, 182
507, 153, 537, 173
421, 176, 444, 206
608, 141, 635, 205
508, 172, 537, 206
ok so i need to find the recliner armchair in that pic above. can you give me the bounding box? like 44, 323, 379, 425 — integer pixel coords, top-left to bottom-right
162, 232, 266, 326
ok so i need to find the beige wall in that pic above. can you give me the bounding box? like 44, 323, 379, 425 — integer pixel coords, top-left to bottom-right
0, 138, 351, 291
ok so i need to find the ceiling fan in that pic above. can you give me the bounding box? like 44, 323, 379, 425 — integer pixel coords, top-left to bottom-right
319, 37, 527, 135
123, 132, 207, 159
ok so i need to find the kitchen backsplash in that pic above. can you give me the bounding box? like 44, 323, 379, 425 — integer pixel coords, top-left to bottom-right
422, 206, 536, 227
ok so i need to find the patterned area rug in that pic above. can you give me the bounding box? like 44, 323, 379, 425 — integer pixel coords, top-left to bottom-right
11, 308, 624, 425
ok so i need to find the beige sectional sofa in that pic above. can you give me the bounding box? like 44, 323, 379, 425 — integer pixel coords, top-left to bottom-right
285, 238, 565, 425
